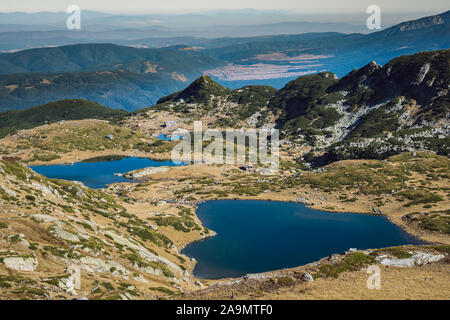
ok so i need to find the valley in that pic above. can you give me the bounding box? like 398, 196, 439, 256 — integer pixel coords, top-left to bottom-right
0, 30, 448, 300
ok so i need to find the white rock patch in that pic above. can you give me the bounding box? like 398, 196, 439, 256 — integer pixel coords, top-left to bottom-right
3, 256, 38, 271
124, 167, 169, 179
378, 252, 445, 267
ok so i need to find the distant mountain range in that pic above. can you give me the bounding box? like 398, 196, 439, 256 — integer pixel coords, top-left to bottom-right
0, 10, 374, 53
0, 11, 448, 111
0, 44, 224, 111
0, 43, 223, 75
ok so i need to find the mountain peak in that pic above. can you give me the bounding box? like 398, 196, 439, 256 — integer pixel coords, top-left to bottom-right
189, 75, 219, 90
157, 75, 229, 104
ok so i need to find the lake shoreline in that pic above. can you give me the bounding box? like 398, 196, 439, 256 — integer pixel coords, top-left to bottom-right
29, 155, 446, 246
182, 199, 427, 280
26, 155, 448, 283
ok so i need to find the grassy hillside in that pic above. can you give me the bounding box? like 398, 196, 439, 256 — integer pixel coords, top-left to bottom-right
0, 99, 127, 138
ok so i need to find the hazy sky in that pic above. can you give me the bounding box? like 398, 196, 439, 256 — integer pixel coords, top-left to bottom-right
0, 0, 448, 14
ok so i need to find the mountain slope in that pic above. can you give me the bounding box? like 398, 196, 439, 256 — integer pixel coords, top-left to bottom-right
268, 49, 449, 164
0, 99, 127, 138
0, 43, 224, 75
0, 158, 204, 299
131, 49, 449, 164
0, 69, 193, 112
0, 44, 226, 111
148, 75, 276, 128
157, 75, 231, 104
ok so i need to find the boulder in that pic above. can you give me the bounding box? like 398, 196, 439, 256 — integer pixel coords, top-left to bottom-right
49, 226, 80, 242
301, 273, 314, 282
79, 256, 129, 275
328, 254, 340, 262
123, 167, 169, 179
31, 214, 59, 223
3, 256, 38, 271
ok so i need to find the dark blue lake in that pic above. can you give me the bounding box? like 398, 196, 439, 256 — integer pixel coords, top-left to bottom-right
30, 157, 183, 189
182, 200, 424, 279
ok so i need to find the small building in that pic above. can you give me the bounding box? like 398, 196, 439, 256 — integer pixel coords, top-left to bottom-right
162, 121, 177, 128
239, 165, 257, 173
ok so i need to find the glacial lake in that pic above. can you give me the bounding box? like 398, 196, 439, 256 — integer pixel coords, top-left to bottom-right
30, 156, 184, 189
156, 134, 182, 141
182, 200, 424, 279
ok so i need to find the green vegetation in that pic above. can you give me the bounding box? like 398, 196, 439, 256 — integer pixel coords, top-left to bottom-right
371, 247, 412, 258
403, 210, 450, 234
101, 282, 115, 291
0, 99, 127, 138
29, 151, 61, 162
430, 244, 450, 254
158, 75, 230, 104
400, 190, 443, 207
298, 152, 449, 196
150, 286, 175, 295
349, 99, 402, 138
148, 209, 199, 233
124, 253, 174, 278
229, 85, 276, 120
7, 121, 150, 155
274, 276, 294, 286
269, 72, 340, 133
135, 140, 178, 154
118, 216, 173, 248
314, 252, 376, 279
43, 246, 81, 259
12, 287, 47, 297
0, 43, 226, 111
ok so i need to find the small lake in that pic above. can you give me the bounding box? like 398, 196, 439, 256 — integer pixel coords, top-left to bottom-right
156, 134, 182, 141
182, 200, 424, 279
30, 156, 183, 189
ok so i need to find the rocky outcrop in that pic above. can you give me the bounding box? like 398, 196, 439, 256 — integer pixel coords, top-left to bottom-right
3, 256, 38, 271
49, 225, 81, 242
31, 214, 59, 223
78, 256, 129, 275
103, 230, 185, 277
301, 273, 314, 282
377, 252, 446, 267
123, 166, 169, 179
